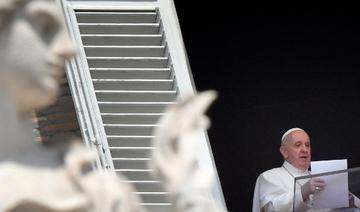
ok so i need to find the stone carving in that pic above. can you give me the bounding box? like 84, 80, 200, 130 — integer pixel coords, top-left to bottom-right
0, 0, 76, 166
0, 0, 143, 211
0, 0, 74, 112
0, 142, 143, 212
150, 91, 226, 212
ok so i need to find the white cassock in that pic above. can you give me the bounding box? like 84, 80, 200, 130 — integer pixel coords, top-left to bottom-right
252, 161, 312, 212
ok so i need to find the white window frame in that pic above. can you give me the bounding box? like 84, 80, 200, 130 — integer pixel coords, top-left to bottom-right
58, 0, 226, 208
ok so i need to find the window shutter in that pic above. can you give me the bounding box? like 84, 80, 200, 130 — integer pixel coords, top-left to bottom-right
59, 1, 226, 211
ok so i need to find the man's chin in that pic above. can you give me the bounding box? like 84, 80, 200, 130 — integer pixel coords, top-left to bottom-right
298, 162, 310, 171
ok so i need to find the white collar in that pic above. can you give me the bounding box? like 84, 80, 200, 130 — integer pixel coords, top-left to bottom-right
283, 161, 309, 177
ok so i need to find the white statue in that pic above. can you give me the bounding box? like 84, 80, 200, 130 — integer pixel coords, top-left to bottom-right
0, 0, 75, 166
0, 142, 143, 212
150, 91, 226, 212
0, 1, 143, 211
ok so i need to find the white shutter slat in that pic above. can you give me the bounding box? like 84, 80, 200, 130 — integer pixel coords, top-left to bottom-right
105, 124, 158, 136
127, 181, 163, 193
85, 46, 165, 57
110, 150, 152, 158
76, 12, 157, 23
87, 57, 168, 68
90, 68, 172, 79
95, 90, 176, 102
81, 35, 162, 46
115, 169, 153, 181
114, 158, 150, 170
79, 23, 160, 34
92, 79, 174, 91
107, 136, 154, 147
139, 192, 169, 204
98, 102, 174, 113
101, 113, 163, 124
142, 205, 171, 212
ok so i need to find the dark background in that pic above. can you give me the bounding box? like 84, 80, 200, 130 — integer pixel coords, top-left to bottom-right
173, 2, 360, 212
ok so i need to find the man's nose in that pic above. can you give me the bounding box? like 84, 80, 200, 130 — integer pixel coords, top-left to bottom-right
300, 145, 309, 152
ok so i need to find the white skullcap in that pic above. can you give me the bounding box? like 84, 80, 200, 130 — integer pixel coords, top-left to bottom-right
281, 128, 305, 145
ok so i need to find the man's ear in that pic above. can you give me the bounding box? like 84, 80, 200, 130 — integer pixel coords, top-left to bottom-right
280, 146, 288, 159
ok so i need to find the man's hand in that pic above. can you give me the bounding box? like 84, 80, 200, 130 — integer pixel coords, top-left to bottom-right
301, 178, 326, 201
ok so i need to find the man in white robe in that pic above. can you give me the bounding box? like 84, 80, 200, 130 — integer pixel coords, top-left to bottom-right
252, 128, 326, 212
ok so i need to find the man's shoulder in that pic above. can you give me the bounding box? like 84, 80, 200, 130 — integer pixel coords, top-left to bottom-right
258, 166, 284, 179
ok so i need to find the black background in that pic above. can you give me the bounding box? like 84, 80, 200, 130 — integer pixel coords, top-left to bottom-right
173, 2, 360, 212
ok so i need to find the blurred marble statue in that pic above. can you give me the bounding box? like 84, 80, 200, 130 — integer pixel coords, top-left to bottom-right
0, 0, 76, 166
150, 91, 226, 212
0, 0, 142, 211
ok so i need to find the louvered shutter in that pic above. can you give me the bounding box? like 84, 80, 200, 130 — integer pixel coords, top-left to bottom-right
79, 9, 173, 211
59, 1, 225, 211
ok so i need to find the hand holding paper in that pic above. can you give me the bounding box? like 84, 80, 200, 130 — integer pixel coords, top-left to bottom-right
310, 159, 348, 209
301, 177, 326, 201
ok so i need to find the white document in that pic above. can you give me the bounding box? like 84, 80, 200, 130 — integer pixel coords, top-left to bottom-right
310, 159, 348, 209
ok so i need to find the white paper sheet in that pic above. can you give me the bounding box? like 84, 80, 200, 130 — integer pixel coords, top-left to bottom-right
310, 159, 348, 209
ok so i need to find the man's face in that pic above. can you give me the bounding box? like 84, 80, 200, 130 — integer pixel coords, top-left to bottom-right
0, 0, 75, 111
280, 130, 311, 171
